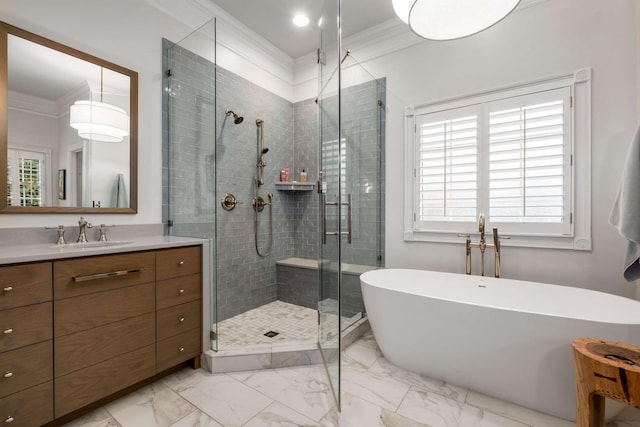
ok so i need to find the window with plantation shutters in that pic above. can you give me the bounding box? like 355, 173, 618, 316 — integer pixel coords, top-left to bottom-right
488, 87, 572, 235
415, 105, 479, 230
406, 71, 591, 249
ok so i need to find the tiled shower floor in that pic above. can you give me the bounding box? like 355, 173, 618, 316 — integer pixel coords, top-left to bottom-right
217, 301, 318, 349
216, 300, 363, 350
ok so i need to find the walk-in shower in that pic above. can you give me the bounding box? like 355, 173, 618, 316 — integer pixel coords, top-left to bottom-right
163, 5, 385, 387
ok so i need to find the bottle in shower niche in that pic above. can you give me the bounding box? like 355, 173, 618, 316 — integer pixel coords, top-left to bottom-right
300, 169, 308, 183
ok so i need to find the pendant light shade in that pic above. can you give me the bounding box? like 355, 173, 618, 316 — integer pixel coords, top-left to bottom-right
70, 100, 129, 142
393, 0, 521, 41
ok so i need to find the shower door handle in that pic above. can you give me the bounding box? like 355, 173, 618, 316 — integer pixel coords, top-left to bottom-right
322, 194, 352, 244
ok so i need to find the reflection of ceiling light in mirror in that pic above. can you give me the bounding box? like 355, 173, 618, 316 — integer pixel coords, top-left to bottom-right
292, 14, 309, 27
70, 101, 129, 142
393, 0, 521, 41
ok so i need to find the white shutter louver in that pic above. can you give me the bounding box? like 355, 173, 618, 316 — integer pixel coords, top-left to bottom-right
416, 106, 478, 225
488, 87, 571, 234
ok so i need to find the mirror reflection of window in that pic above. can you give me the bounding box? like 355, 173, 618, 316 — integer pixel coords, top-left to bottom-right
7, 148, 48, 207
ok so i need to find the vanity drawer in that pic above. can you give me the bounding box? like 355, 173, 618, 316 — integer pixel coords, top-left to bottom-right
156, 274, 201, 310
157, 300, 201, 341
55, 312, 155, 377
0, 302, 52, 352
55, 344, 155, 417
0, 340, 52, 398
0, 381, 53, 426
156, 246, 201, 281
0, 262, 52, 310
156, 328, 201, 373
54, 282, 154, 337
54, 251, 155, 299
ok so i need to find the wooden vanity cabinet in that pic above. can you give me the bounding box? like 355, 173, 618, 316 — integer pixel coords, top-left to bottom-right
156, 246, 202, 373
0, 244, 203, 425
0, 262, 54, 426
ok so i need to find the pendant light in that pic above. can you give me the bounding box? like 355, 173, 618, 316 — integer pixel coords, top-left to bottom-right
70, 68, 129, 143
392, 0, 521, 41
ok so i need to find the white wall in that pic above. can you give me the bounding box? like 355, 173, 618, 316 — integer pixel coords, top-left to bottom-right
342, 0, 638, 297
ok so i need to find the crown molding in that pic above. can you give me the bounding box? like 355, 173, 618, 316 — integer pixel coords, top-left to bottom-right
145, 0, 295, 89
293, 0, 549, 98
8, 91, 58, 118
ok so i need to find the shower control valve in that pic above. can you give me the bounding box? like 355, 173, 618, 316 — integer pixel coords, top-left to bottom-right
220, 193, 242, 211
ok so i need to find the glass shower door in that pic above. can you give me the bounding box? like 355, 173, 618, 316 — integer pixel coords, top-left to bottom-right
317, 0, 342, 409
165, 19, 218, 350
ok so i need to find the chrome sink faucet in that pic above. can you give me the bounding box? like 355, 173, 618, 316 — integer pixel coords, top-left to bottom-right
77, 217, 93, 243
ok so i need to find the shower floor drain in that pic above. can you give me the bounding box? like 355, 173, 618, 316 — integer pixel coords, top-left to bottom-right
263, 331, 279, 338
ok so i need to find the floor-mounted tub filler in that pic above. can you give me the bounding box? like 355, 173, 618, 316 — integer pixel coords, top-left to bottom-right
361, 269, 640, 421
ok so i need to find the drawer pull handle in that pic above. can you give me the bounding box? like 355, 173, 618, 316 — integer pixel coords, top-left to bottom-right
73, 268, 146, 283
3, 372, 13, 378
179, 261, 185, 265
179, 346, 185, 352
4, 417, 14, 423
179, 289, 185, 295
2, 286, 12, 292
3, 328, 12, 334
179, 317, 185, 322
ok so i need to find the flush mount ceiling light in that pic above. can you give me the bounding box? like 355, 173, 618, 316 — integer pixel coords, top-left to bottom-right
70, 68, 129, 143
292, 14, 310, 27
392, 0, 521, 41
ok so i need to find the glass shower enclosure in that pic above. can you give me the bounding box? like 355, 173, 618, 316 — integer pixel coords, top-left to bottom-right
317, 0, 386, 408
164, 19, 218, 351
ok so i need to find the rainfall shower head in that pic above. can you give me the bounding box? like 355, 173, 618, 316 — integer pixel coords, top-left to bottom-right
225, 109, 244, 124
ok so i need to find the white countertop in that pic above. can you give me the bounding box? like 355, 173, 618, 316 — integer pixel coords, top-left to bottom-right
0, 235, 208, 265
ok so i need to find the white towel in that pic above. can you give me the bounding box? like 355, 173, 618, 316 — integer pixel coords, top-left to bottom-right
610, 124, 640, 281
110, 173, 128, 208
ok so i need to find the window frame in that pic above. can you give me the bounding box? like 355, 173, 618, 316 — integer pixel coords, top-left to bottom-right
403, 69, 592, 250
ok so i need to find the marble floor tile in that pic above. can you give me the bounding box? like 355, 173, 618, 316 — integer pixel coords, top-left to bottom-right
369, 357, 467, 403
243, 367, 333, 421
465, 390, 574, 427
343, 340, 382, 368
168, 370, 273, 427
321, 392, 427, 427
341, 356, 411, 411
169, 410, 222, 427
244, 402, 320, 426
397, 388, 528, 427
105, 383, 196, 427
62, 408, 121, 427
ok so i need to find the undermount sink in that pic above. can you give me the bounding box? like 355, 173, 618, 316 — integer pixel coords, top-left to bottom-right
51, 241, 133, 250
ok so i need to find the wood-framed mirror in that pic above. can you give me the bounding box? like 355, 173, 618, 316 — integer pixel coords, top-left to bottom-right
0, 21, 138, 213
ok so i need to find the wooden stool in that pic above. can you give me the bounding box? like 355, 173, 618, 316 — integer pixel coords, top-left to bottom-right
572, 338, 640, 426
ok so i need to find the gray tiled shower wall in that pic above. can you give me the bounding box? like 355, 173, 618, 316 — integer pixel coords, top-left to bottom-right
162, 39, 385, 321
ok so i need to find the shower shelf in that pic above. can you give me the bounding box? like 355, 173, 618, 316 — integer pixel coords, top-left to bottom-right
275, 182, 315, 191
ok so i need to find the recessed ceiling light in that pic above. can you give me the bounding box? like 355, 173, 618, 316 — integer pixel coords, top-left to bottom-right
293, 14, 309, 27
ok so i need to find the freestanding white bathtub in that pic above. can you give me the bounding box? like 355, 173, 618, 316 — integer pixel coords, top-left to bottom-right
360, 269, 640, 421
